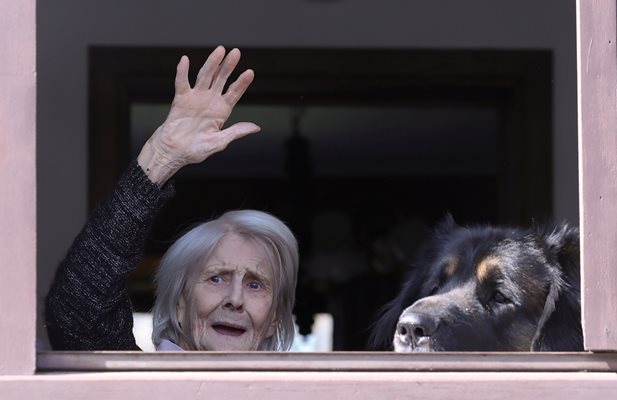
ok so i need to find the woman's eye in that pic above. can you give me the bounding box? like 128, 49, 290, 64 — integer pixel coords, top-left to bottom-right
209, 275, 223, 284
248, 281, 262, 290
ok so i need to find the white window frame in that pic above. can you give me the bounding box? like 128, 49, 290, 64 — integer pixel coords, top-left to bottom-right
2, 0, 617, 398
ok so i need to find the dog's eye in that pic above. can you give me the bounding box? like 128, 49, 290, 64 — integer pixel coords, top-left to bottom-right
492, 291, 510, 304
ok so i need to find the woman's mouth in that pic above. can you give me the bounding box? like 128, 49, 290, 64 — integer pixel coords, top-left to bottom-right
212, 324, 247, 336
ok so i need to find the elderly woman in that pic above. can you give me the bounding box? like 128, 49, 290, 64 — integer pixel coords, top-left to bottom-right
45, 46, 299, 351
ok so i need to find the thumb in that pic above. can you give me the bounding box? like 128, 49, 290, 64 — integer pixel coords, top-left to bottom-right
220, 122, 261, 143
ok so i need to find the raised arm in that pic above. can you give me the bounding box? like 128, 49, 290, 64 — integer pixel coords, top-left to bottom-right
45, 47, 258, 350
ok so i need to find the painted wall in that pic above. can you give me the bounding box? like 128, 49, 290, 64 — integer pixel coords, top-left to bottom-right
36, 0, 578, 348
0, 0, 36, 373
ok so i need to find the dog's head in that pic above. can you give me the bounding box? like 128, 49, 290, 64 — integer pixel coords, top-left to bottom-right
370, 215, 582, 352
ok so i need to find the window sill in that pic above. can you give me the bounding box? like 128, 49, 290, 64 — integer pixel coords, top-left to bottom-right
37, 351, 617, 372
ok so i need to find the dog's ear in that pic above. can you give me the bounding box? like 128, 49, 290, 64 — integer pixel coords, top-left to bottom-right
434, 213, 458, 237
541, 223, 580, 285
531, 223, 583, 351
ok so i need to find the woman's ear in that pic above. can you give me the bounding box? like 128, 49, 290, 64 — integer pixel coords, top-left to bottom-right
266, 312, 278, 338
176, 296, 186, 326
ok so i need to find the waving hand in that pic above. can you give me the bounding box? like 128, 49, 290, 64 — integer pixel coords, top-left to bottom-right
138, 46, 260, 185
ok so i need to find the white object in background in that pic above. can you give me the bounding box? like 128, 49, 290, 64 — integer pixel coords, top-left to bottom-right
132, 312, 155, 352
291, 313, 334, 352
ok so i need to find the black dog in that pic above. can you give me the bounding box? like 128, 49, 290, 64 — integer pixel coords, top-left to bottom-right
370, 215, 583, 352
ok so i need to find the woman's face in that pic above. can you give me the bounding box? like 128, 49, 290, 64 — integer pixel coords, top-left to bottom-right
182, 233, 276, 350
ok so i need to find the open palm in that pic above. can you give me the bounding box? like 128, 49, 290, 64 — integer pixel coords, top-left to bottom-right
139, 46, 260, 185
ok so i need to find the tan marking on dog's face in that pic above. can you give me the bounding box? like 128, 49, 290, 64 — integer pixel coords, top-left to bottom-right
476, 256, 501, 282
444, 255, 459, 278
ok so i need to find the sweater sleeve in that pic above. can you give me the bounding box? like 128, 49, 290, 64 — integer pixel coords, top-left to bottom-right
45, 161, 175, 350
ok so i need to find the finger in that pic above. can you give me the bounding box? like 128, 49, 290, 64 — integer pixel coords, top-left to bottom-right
174, 55, 190, 94
195, 45, 226, 90
219, 122, 261, 144
210, 48, 242, 93
224, 69, 255, 106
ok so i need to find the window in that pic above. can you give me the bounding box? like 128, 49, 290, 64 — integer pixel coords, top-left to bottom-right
2, 0, 617, 397
89, 47, 553, 351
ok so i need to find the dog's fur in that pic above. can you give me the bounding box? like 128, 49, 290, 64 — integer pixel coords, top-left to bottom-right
370, 215, 583, 352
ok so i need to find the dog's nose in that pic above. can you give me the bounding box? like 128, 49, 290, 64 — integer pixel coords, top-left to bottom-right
396, 312, 438, 346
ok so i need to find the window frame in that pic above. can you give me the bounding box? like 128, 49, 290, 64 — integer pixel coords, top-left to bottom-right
2, 0, 617, 398
576, 0, 617, 352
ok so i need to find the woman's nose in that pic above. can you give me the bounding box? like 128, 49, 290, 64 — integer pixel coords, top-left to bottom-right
224, 279, 244, 310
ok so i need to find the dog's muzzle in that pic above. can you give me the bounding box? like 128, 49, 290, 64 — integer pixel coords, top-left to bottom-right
394, 311, 439, 352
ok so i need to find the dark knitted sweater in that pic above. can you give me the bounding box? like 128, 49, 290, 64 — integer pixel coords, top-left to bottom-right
45, 162, 175, 350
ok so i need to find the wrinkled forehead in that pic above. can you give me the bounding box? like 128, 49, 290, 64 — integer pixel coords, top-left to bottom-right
241, 235, 282, 276
201, 258, 273, 278
204, 233, 275, 275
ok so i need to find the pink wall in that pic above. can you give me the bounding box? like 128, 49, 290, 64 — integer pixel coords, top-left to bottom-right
0, 0, 36, 375
1, 0, 617, 398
